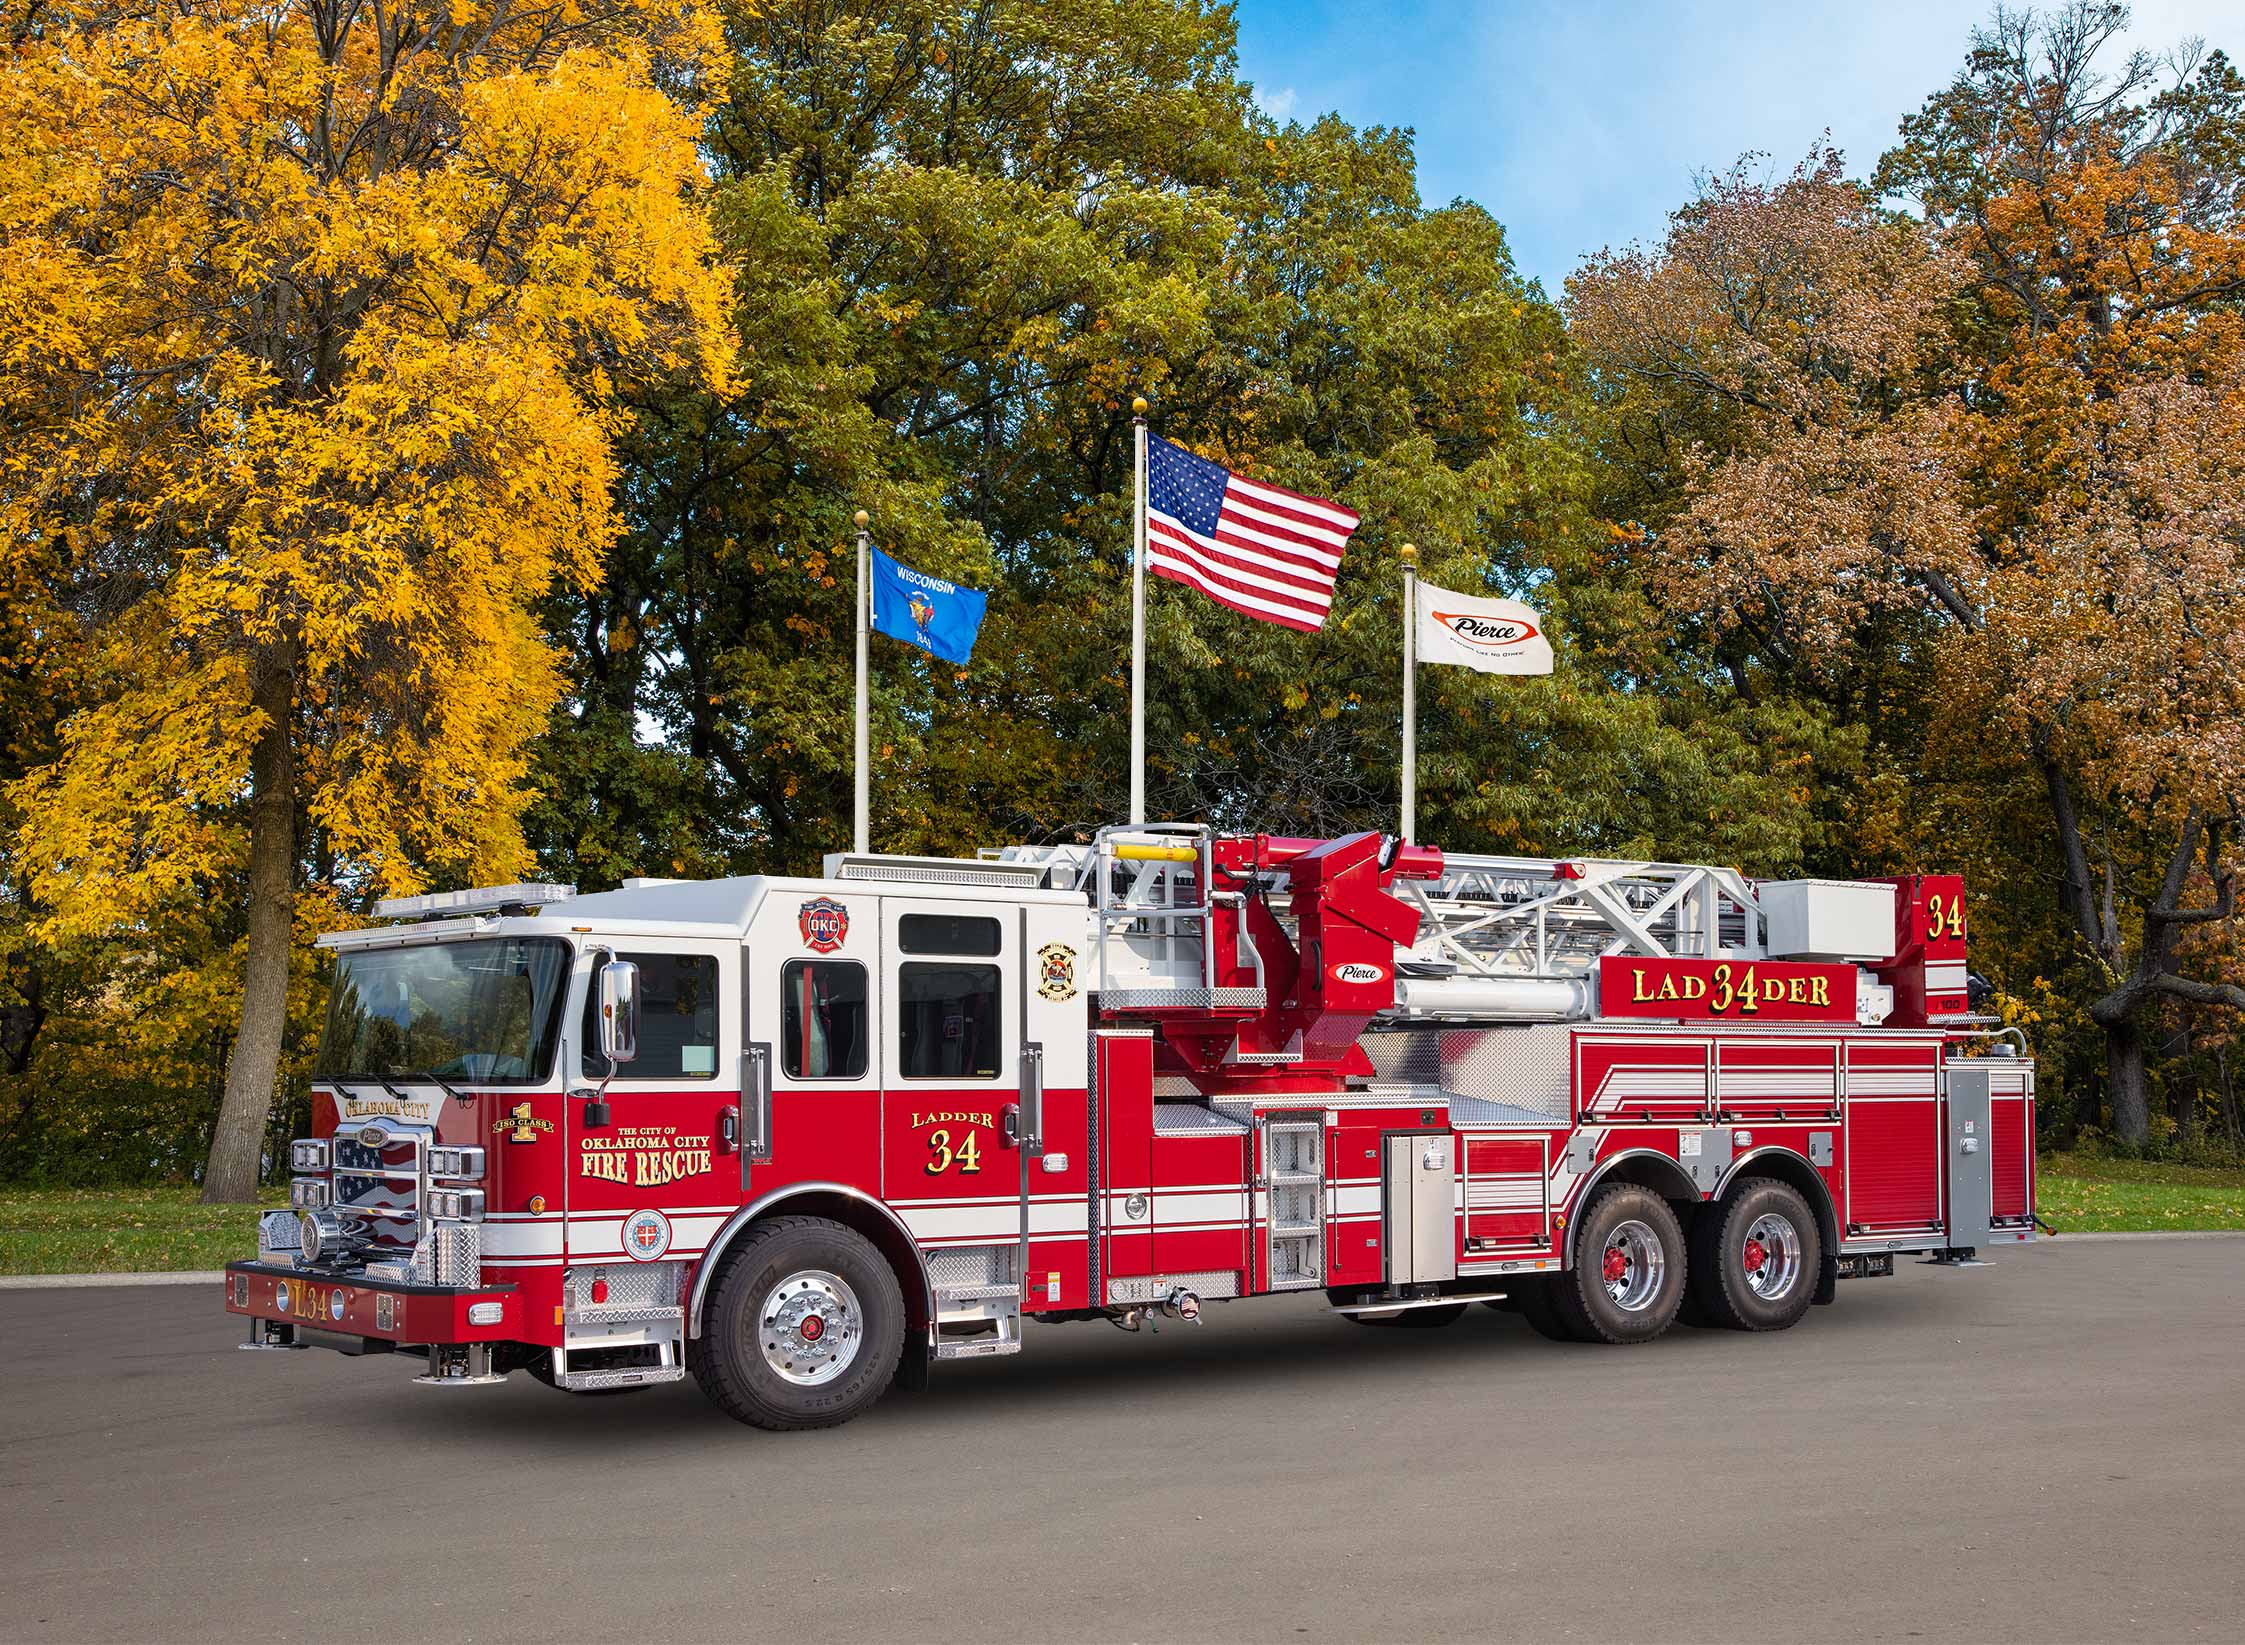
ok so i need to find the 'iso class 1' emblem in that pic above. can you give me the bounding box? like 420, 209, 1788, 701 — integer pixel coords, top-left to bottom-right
622, 1209, 672, 1263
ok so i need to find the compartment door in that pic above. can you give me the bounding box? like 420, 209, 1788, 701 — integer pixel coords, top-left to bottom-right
1943, 1062, 1993, 1249
1844, 1040, 1943, 1233
1716, 1039, 1840, 1123
1464, 1135, 1549, 1252
1989, 1062, 2034, 1225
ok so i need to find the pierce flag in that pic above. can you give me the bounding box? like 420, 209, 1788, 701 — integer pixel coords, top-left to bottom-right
1414, 581, 1553, 675
868, 546, 986, 666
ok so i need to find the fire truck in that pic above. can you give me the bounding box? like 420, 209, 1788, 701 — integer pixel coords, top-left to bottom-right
226, 824, 2036, 1429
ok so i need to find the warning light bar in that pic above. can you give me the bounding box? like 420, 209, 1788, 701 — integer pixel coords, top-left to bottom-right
371, 884, 576, 921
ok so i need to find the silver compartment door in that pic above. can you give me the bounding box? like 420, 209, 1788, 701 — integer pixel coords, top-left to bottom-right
1944, 1063, 1993, 1249
1384, 1134, 1458, 1285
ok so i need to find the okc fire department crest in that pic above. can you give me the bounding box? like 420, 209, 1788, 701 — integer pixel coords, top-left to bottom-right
1037, 942, 1077, 1001
799, 896, 849, 952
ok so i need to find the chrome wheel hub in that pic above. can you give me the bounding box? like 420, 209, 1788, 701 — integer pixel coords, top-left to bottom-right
759, 1269, 863, 1386
1742, 1212, 1803, 1300
1600, 1219, 1666, 1312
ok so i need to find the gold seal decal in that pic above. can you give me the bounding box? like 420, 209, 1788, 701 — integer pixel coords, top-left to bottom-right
1037, 942, 1078, 1002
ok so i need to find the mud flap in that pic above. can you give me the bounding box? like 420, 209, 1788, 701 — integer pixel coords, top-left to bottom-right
898, 1327, 933, 1393
1812, 1248, 1839, 1306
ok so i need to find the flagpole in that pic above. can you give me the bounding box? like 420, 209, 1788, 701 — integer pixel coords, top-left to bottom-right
853, 509, 870, 855
1400, 541, 1417, 843
1129, 395, 1149, 825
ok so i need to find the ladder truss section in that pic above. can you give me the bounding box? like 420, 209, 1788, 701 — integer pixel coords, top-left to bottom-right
1395, 855, 1767, 985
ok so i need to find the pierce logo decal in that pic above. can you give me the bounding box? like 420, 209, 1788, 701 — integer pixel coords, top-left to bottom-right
1432, 611, 1541, 650
1331, 961, 1387, 986
799, 897, 850, 953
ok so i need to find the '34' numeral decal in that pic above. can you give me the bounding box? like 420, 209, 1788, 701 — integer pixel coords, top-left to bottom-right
924, 1128, 982, 1175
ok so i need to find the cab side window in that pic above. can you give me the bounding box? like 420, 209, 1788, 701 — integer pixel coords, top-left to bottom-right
781, 960, 868, 1080
898, 962, 1001, 1079
581, 953, 719, 1079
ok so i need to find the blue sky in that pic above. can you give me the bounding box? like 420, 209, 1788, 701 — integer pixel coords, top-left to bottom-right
1233, 0, 2237, 294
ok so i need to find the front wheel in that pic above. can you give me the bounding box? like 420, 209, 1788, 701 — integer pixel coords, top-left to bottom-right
1552, 1184, 1687, 1344
689, 1216, 906, 1430
1690, 1178, 1820, 1332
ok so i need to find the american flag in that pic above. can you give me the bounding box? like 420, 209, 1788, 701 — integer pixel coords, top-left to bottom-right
1145, 434, 1359, 632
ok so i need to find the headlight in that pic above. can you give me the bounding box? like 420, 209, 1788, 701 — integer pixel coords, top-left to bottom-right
426, 1187, 486, 1223
289, 1177, 330, 1211
289, 1138, 330, 1173
426, 1145, 486, 1181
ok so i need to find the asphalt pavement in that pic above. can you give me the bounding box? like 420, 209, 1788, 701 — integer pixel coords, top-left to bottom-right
2, 1237, 2240, 1643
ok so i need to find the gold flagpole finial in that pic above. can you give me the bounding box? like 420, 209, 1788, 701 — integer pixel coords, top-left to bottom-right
1399, 541, 1417, 564
853, 509, 869, 529
1132, 395, 1148, 416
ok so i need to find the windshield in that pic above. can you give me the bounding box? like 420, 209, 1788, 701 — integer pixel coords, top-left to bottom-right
315, 937, 571, 1085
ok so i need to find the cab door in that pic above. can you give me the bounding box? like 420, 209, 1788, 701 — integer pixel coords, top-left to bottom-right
565, 941, 736, 1266
880, 900, 1020, 1254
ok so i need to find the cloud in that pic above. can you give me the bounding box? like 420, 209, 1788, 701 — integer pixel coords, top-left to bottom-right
1261, 84, 1299, 122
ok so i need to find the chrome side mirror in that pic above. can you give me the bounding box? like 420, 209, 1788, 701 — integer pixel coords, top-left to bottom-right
598, 959, 640, 1066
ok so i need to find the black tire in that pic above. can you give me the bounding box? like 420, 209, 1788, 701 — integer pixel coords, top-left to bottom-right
688, 1216, 906, 1430
1382, 1302, 1469, 1329
1506, 1277, 1581, 1342
1689, 1177, 1821, 1332
1552, 1184, 1687, 1345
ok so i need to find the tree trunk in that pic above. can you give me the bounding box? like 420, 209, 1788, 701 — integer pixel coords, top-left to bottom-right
200, 652, 297, 1203
2219, 1045, 2240, 1151
2105, 1017, 2148, 1147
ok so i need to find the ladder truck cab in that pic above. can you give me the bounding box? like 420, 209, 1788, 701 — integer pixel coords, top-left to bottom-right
227, 825, 2035, 1428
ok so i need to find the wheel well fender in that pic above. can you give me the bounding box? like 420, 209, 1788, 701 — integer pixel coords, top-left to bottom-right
687, 1183, 933, 1338
1564, 1148, 1703, 1268
1714, 1147, 1843, 1300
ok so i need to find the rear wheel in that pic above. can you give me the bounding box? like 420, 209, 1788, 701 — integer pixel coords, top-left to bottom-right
1552, 1184, 1687, 1344
689, 1216, 906, 1430
1690, 1178, 1820, 1332
1503, 1277, 1580, 1342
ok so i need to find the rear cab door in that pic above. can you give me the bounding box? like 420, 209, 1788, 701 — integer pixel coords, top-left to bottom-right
880, 899, 1020, 1258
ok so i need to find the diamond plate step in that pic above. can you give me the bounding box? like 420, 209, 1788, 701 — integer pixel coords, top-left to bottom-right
557, 1364, 686, 1392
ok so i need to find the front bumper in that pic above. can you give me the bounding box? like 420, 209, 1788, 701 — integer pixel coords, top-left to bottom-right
224, 1260, 519, 1345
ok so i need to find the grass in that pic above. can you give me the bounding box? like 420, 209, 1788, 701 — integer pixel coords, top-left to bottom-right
0, 1186, 284, 1276
0, 1154, 2237, 1275
2036, 1152, 2245, 1233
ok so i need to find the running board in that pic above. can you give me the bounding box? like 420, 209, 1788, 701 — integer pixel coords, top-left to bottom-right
559, 1363, 686, 1392
1331, 1289, 1511, 1317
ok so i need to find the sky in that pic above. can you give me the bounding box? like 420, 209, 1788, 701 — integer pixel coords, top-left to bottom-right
1233, 0, 2238, 294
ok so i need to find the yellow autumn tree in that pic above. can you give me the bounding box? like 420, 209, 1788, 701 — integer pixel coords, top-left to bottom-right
0, 0, 733, 1198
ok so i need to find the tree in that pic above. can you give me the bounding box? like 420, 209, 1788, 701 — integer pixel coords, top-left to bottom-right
1571, 4, 2245, 1143
539, 0, 1848, 900
1, 0, 732, 1198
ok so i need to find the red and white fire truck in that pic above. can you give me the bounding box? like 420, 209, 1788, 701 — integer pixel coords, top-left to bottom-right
226, 824, 2036, 1428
